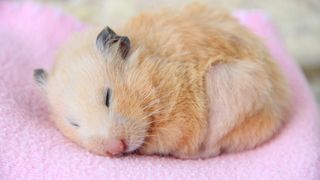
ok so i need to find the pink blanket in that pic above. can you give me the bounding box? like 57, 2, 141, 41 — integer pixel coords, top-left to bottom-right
0, 2, 319, 179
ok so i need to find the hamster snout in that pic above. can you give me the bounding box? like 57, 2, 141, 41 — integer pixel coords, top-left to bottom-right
88, 136, 127, 156
105, 139, 126, 156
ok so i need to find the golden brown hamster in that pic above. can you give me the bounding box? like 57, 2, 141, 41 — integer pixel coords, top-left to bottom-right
34, 4, 290, 159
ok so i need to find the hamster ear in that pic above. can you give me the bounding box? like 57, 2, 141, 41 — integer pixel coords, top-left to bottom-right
96, 26, 116, 52
205, 61, 271, 142
96, 26, 131, 59
33, 69, 48, 89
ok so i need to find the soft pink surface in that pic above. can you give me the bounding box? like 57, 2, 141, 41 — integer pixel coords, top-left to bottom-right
0, 2, 319, 180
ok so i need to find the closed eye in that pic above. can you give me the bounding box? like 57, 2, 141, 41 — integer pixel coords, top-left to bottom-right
67, 117, 80, 128
106, 88, 112, 107
70, 122, 80, 127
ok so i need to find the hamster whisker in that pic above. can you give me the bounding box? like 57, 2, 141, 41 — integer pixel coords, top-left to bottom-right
144, 121, 163, 127
142, 105, 169, 116
140, 106, 169, 120
155, 127, 172, 133
140, 136, 157, 145
155, 78, 169, 89
141, 87, 155, 101
144, 121, 171, 131
130, 134, 157, 138
141, 99, 161, 111
147, 118, 166, 123
140, 87, 179, 113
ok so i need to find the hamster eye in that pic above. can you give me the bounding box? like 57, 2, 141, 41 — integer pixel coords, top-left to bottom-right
70, 122, 80, 127
106, 88, 112, 107
67, 117, 80, 128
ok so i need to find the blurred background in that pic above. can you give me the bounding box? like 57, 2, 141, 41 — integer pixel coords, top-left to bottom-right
15, 0, 320, 102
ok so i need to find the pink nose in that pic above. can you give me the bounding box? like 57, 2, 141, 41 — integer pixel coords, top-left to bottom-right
106, 139, 126, 156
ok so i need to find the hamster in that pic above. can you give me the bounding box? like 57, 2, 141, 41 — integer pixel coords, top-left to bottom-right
33, 3, 290, 159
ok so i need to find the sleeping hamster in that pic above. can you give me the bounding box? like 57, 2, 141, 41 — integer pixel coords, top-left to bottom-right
34, 4, 290, 159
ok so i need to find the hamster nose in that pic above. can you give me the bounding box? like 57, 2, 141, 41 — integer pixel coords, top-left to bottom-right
106, 139, 126, 156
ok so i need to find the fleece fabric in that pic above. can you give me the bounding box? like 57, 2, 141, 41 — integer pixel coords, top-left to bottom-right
0, 2, 319, 180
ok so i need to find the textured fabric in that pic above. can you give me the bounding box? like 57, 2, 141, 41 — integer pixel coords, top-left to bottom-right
0, 2, 319, 180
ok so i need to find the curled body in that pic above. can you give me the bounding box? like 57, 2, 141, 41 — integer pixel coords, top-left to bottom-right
34, 4, 290, 159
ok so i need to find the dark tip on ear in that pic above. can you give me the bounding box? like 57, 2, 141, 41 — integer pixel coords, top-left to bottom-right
96, 26, 131, 59
33, 69, 47, 87
96, 26, 117, 53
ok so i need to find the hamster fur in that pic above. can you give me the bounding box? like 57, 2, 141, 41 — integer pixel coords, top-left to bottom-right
34, 3, 290, 159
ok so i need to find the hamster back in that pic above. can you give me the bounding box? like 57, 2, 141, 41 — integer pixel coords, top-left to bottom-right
34, 3, 290, 159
